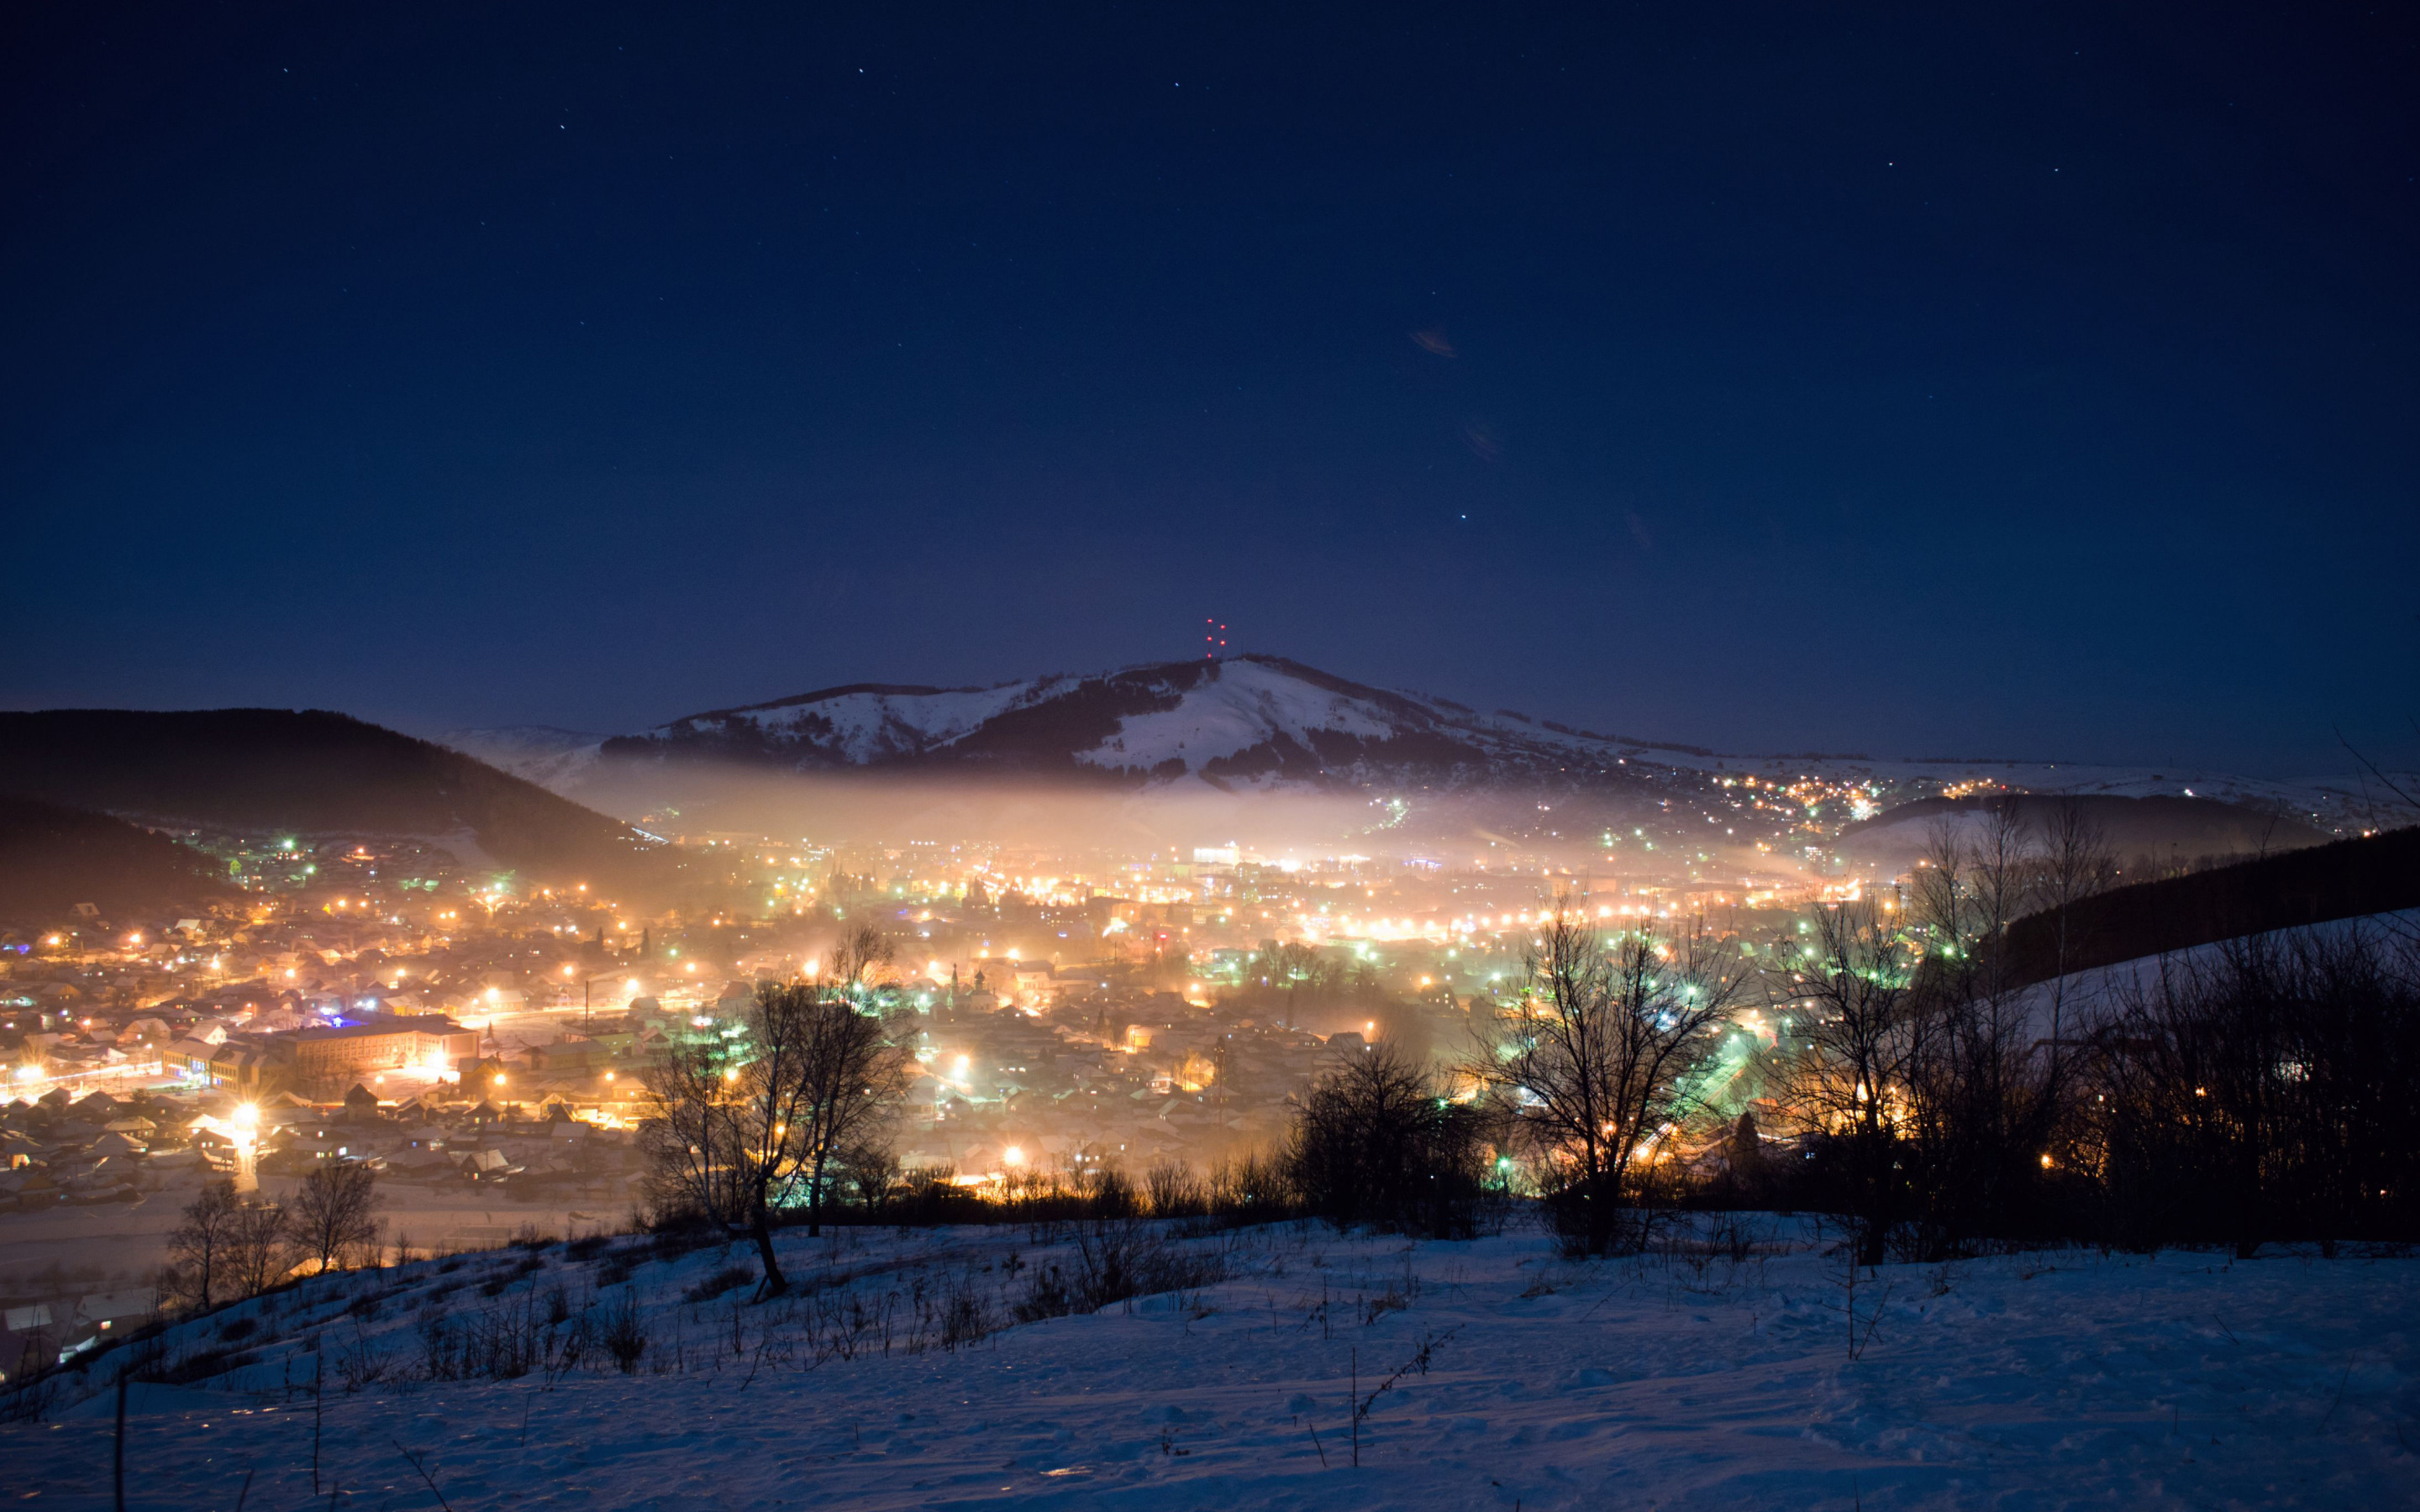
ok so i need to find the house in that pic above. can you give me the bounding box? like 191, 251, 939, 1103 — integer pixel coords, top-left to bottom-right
75, 1292, 155, 1330
206, 1039, 291, 1097
286, 1015, 476, 1089
166, 1037, 223, 1079
586, 1023, 641, 1056
529, 1037, 606, 1075
387, 1145, 452, 1174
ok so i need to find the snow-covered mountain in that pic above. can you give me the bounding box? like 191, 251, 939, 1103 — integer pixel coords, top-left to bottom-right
439, 657, 2390, 839
592, 655, 1688, 790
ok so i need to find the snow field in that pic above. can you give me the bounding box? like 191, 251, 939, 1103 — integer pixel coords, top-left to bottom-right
1075, 660, 1402, 775
6, 1216, 2414, 1510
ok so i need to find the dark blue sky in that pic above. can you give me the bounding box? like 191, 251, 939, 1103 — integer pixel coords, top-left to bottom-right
5, 4, 2415, 775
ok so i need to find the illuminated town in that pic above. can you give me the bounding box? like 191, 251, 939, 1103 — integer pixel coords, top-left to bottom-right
3, 4, 2414, 1507
3, 790, 1881, 1226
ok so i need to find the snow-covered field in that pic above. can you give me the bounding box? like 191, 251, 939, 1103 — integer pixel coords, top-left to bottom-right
8, 1217, 2412, 1510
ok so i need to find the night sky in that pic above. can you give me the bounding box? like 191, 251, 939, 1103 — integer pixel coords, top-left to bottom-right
5, 4, 2415, 776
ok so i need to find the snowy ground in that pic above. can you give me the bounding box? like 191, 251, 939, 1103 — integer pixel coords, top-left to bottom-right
5, 1215, 2413, 1510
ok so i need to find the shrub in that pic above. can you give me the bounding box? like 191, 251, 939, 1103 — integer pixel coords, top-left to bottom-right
683, 1263, 755, 1304
1145, 1161, 1209, 1219
602, 1288, 649, 1373
1286, 1042, 1486, 1238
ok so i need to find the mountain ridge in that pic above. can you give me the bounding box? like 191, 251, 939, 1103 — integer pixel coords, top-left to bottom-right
0, 795, 233, 926
438, 654, 2388, 840
592, 654, 1673, 790
0, 708, 666, 885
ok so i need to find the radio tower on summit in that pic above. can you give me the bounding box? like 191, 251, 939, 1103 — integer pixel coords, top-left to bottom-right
1203, 618, 1228, 661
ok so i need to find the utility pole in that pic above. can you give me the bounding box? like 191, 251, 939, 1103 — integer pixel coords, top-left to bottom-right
576, 971, 624, 1035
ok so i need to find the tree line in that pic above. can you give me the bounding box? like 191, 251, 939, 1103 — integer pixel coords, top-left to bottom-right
1757, 805, 2420, 1262
162, 1161, 385, 1312
1183, 805, 2420, 1261
628, 809, 2420, 1285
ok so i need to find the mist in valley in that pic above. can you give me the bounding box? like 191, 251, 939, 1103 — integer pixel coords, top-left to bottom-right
566, 758, 1733, 876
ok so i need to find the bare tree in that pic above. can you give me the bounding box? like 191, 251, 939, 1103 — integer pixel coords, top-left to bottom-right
1908, 817, 1971, 966
1897, 798, 2111, 1255
225, 1200, 294, 1297
728, 980, 827, 1290
1473, 905, 1744, 1253
164, 1179, 243, 1310
823, 924, 897, 1000
640, 926, 909, 1293
1968, 800, 2032, 958
1252, 939, 1334, 1030
1773, 898, 1925, 1267
1288, 1040, 1485, 1236
2030, 796, 2117, 1053
836, 1138, 902, 1215
786, 937, 912, 1244
637, 1020, 750, 1231
729, 974, 902, 1288
287, 1163, 384, 1274
2098, 925, 2420, 1258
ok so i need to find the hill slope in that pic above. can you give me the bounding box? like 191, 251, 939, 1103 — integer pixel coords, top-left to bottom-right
13, 1221, 2410, 1509
0, 795, 230, 925
1839, 793, 2328, 873
2000, 823, 2420, 984
0, 709, 663, 885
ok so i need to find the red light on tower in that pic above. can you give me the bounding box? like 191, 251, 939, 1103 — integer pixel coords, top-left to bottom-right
1204, 617, 1227, 660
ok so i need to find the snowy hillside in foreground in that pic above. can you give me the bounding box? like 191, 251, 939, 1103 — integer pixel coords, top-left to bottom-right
13, 1219, 2413, 1509
2004, 909, 2420, 1047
